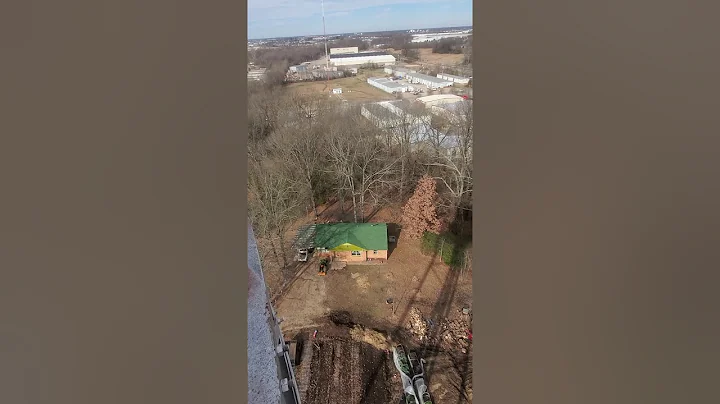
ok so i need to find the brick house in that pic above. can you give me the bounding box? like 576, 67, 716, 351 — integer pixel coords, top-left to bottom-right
314, 223, 389, 263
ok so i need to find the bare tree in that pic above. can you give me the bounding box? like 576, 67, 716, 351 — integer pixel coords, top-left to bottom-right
287, 92, 332, 127
270, 120, 328, 218
326, 115, 398, 222
248, 85, 285, 143
463, 35, 473, 66
386, 100, 429, 199
422, 113, 453, 158
248, 157, 302, 271
362, 100, 428, 201
425, 100, 473, 221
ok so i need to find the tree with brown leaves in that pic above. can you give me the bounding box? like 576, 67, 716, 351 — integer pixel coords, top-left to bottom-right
401, 175, 443, 239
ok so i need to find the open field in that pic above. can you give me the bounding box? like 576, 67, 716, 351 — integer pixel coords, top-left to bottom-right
387, 48, 466, 67
416, 48, 465, 65
285, 68, 396, 103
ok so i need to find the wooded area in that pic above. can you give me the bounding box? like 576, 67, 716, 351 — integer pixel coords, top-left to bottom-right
248, 76, 473, 277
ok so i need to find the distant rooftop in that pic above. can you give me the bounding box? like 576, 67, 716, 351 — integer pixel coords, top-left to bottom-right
406, 72, 454, 85
330, 51, 391, 59
367, 77, 406, 89
439, 73, 470, 80
416, 94, 464, 104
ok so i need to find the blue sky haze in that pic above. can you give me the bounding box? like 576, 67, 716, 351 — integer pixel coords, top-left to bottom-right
248, 0, 472, 39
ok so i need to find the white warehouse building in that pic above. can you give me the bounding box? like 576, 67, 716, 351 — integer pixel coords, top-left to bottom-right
384, 66, 417, 78
330, 51, 396, 67
367, 77, 408, 94
405, 72, 453, 89
330, 47, 359, 55
436, 73, 471, 84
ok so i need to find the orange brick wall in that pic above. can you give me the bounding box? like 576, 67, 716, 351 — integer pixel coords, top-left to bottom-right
367, 249, 388, 260
332, 250, 388, 262
333, 250, 367, 262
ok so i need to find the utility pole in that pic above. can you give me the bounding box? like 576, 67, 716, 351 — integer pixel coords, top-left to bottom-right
322, 0, 330, 86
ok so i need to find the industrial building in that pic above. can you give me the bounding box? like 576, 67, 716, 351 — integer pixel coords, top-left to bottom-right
248, 68, 266, 81
367, 77, 408, 94
330, 47, 359, 55
416, 94, 465, 107
384, 66, 418, 78
405, 72, 453, 89
436, 73, 471, 84
416, 93, 469, 122
330, 51, 396, 67
361, 99, 463, 158
361, 100, 431, 143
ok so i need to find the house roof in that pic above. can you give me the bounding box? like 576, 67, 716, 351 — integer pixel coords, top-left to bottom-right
314, 223, 388, 251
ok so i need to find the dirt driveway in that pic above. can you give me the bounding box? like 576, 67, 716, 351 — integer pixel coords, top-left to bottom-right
274, 259, 330, 333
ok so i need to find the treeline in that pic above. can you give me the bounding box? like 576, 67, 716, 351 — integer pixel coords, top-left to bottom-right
330, 38, 370, 51
249, 39, 371, 68
247, 80, 473, 275
368, 32, 472, 65
249, 45, 325, 68
430, 38, 465, 54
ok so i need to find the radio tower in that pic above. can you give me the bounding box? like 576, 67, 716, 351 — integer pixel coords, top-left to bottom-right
322, 0, 330, 84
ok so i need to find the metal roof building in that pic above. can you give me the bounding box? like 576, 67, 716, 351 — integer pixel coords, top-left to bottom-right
330, 51, 396, 66
361, 100, 432, 145
436, 73, 471, 84
405, 72, 453, 89
416, 94, 465, 107
367, 77, 408, 94
384, 66, 418, 78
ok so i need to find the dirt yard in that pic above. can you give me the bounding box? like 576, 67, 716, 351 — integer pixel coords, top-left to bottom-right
285, 68, 396, 103
297, 333, 397, 404
269, 200, 473, 404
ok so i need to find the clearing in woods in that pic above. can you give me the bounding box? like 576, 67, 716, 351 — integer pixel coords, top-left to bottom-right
285, 68, 396, 102
273, 200, 473, 404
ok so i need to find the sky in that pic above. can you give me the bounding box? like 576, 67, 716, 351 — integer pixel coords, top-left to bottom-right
248, 0, 472, 39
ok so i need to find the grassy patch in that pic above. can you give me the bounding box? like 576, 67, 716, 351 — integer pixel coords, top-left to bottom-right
420, 231, 469, 268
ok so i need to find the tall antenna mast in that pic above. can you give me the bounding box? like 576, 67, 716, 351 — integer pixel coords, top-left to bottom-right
322, 0, 330, 83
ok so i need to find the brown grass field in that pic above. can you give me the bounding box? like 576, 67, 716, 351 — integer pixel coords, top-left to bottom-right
285, 68, 396, 103
387, 48, 466, 66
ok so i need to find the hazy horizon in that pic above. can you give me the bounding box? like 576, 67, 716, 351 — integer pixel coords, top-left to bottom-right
248, 0, 472, 40
249, 24, 472, 41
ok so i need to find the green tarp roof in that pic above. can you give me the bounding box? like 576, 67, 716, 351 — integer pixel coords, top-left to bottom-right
314, 223, 388, 251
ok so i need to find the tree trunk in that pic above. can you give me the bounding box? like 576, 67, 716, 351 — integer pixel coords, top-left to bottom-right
399, 155, 406, 201
359, 191, 366, 223
269, 237, 282, 269
440, 238, 445, 263
351, 192, 358, 223
278, 230, 289, 269
308, 179, 318, 218
338, 188, 344, 213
